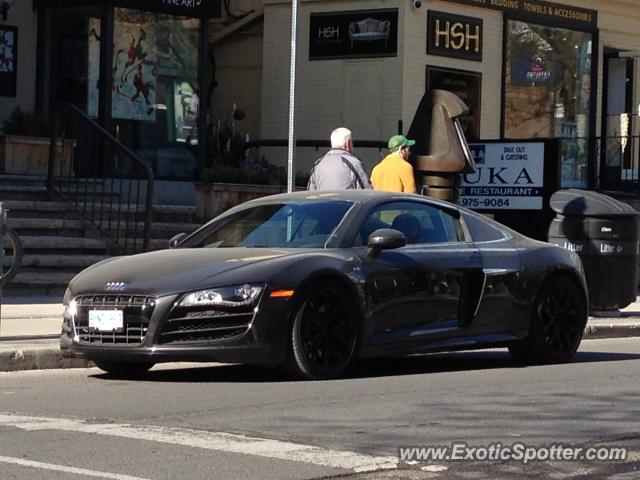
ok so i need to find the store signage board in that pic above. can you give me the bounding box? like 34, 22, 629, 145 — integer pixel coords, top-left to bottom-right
427, 11, 482, 61
35, 0, 220, 17
116, 0, 218, 16
309, 9, 398, 60
458, 142, 545, 210
444, 0, 597, 31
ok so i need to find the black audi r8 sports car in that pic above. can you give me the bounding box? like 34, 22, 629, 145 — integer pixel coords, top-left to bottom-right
60, 190, 588, 380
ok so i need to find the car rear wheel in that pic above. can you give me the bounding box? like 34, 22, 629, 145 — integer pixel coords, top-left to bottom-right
93, 360, 155, 376
509, 276, 587, 364
286, 280, 359, 380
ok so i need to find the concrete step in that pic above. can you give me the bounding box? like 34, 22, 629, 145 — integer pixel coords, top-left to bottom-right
3, 254, 109, 269
97, 221, 200, 239
1, 270, 71, 296
0, 174, 48, 187
0, 186, 47, 201
8, 270, 76, 285
153, 204, 198, 224
5, 218, 95, 239
3, 200, 84, 216
7, 236, 109, 251
56, 191, 122, 202
3, 200, 149, 221
122, 238, 169, 251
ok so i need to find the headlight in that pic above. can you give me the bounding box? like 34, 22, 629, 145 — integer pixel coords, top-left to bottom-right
178, 284, 264, 307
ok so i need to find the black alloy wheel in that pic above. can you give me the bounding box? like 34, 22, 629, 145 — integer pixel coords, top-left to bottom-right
288, 280, 359, 380
509, 276, 587, 364
93, 361, 155, 377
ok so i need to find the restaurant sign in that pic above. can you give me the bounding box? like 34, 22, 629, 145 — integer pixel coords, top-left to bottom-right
444, 0, 597, 31
458, 142, 545, 210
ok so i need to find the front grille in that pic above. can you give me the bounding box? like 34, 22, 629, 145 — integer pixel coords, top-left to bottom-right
73, 294, 156, 345
158, 307, 254, 344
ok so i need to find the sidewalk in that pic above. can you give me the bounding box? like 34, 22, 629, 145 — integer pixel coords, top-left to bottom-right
0, 298, 92, 370
1, 297, 640, 372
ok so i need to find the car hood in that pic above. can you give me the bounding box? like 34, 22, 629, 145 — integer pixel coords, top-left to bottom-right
69, 247, 293, 297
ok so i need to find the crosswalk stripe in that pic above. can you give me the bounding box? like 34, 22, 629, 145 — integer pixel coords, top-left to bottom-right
0, 455, 150, 480
0, 413, 398, 473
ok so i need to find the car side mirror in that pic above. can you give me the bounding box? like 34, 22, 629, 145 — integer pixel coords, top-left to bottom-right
367, 228, 406, 256
169, 232, 188, 249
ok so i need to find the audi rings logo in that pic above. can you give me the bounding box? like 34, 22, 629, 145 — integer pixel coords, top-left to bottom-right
104, 281, 127, 292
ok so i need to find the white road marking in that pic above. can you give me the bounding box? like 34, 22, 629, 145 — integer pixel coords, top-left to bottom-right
0, 455, 149, 480
0, 413, 397, 473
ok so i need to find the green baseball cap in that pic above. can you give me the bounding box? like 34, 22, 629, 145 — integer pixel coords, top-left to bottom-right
388, 134, 416, 151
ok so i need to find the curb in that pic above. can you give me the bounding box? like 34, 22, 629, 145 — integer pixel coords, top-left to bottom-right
1, 321, 639, 373
0, 347, 92, 372
583, 323, 640, 340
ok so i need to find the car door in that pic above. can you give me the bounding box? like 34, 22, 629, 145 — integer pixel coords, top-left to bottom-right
359, 200, 484, 344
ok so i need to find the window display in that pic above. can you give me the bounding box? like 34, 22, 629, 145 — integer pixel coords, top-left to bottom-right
504, 20, 592, 188
112, 8, 201, 178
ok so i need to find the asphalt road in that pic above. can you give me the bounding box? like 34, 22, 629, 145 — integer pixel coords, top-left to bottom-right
1, 338, 640, 479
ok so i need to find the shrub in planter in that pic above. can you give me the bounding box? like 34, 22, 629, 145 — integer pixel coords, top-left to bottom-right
1, 107, 50, 137
0, 107, 72, 175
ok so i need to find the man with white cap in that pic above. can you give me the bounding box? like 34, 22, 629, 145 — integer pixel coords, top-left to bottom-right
307, 127, 371, 190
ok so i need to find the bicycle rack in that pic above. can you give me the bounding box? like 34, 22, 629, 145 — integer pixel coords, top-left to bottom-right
0, 202, 24, 336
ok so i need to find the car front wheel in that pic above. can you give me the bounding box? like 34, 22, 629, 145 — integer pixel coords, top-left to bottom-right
286, 280, 359, 380
509, 276, 587, 364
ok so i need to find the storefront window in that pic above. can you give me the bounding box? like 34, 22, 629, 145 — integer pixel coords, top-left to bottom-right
107, 8, 201, 179
504, 20, 592, 188
42, 6, 102, 112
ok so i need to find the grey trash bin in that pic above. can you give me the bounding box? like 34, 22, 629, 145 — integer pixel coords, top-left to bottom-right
548, 189, 639, 311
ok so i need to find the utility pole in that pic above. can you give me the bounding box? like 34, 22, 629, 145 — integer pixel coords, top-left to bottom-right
286, 0, 299, 193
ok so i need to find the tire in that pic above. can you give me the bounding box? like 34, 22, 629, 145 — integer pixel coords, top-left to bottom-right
509, 276, 587, 364
286, 280, 360, 380
93, 360, 155, 377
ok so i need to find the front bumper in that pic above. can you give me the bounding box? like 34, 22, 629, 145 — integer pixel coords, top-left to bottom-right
60, 292, 292, 367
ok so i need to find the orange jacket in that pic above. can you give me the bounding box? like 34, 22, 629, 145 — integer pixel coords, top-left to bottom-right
371, 151, 417, 193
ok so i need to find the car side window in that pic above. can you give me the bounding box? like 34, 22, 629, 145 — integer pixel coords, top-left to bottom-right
355, 201, 463, 246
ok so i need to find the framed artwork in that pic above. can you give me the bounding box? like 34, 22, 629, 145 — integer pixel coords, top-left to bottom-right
112, 18, 157, 121
0, 25, 17, 97
309, 9, 398, 60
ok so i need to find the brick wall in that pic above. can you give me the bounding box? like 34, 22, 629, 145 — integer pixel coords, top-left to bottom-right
261, 0, 403, 176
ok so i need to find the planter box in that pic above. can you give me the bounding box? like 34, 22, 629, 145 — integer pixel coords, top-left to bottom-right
195, 182, 290, 220
0, 135, 74, 176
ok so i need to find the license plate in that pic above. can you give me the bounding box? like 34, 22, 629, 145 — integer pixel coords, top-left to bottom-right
88, 310, 124, 331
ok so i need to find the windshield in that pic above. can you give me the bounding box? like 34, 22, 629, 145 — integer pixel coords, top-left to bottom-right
181, 200, 354, 248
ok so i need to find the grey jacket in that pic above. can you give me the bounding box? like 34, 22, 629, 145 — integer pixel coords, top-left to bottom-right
307, 149, 372, 190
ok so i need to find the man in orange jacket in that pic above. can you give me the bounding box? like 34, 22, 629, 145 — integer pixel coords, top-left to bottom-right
371, 135, 418, 193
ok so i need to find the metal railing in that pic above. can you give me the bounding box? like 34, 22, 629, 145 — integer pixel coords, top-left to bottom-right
46, 103, 154, 254
244, 139, 388, 150
599, 113, 640, 191
557, 134, 640, 192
